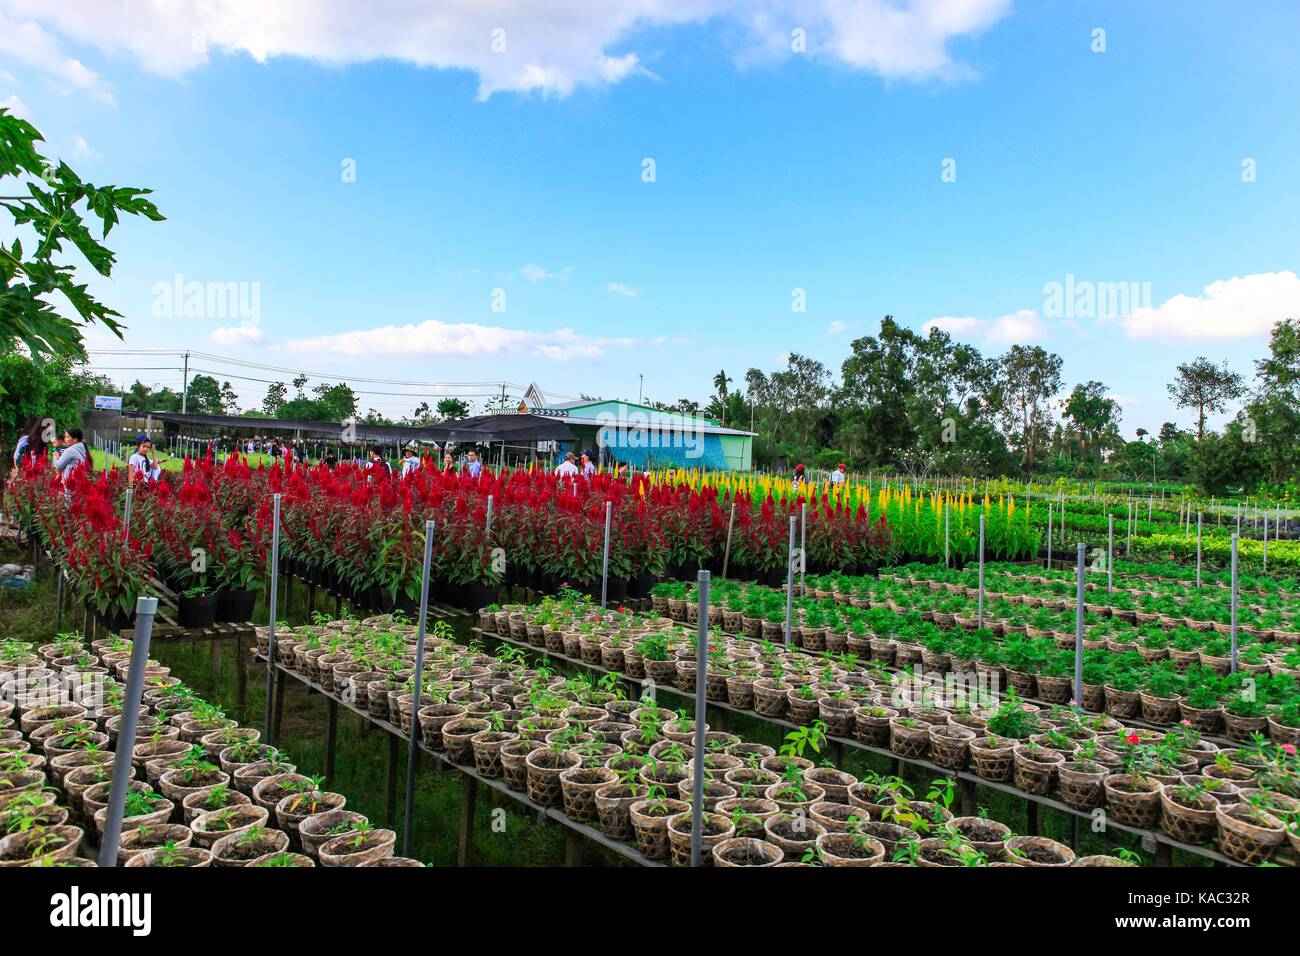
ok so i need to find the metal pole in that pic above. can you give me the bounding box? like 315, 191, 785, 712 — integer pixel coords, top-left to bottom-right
98, 595, 158, 866
54, 569, 64, 633
1196, 512, 1202, 588
690, 569, 710, 867
1229, 533, 1239, 673
1073, 543, 1085, 708
402, 519, 436, 857
1263, 514, 1269, 571
799, 501, 807, 597
721, 502, 736, 579
485, 494, 494, 536
122, 487, 134, 542
1047, 502, 1053, 568
977, 513, 985, 628
1107, 514, 1113, 593
598, 500, 613, 608
1127, 500, 1133, 556
784, 515, 796, 648
264, 493, 282, 745
944, 503, 950, 569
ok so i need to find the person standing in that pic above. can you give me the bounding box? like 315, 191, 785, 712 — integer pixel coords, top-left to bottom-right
791, 463, 806, 489
128, 435, 167, 484
51, 428, 88, 484
11, 417, 37, 469
367, 446, 392, 481
465, 448, 482, 478
554, 451, 579, 477
829, 463, 847, 485
401, 446, 421, 478
581, 450, 597, 478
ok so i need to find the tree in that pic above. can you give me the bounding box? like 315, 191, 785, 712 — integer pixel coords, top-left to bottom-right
311, 383, 357, 422
0, 349, 112, 470
261, 381, 288, 416
124, 380, 181, 412
1245, 318, 1300, 484
997, 345, 1063, 477
1062, 381, 1122, 471
1, 110, 165, 363
184, 375, 231, 415
1167, 356, 1245, 441
435, 397, 470, 421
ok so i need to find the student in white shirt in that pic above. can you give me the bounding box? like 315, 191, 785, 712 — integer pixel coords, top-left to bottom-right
829, 463, 847, 485
128, 435, 166, 484
400, 447, 421, 478
554, 451, 580, 477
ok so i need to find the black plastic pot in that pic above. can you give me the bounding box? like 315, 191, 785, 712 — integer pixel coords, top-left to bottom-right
177, 593, 218, 629
216, 588, 257, 623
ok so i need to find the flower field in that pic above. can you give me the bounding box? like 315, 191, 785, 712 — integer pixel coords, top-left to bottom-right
2, 454, 1297, 869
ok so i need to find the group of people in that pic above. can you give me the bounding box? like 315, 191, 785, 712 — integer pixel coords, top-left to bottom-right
554, 449, 599, 478
789, 462, 848, 487
10, 418, 89, 485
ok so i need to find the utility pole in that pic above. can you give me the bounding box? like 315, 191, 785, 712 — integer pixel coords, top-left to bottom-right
638, 373, 644, 405
181, 350, 190, 414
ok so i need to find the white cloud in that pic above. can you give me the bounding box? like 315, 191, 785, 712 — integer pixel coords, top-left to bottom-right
211, 322, 267, 346
0, 0, 1012, 101
925, 308, 1047, 346
1, 93, 32, 121
285, 318, 648, 360
1118, 271, 1300, 341
0, 11, 113, 103
826, 320, 847, 336
606, 281, 643, 298
521, 263, 555, 283
70, 133, 98, 158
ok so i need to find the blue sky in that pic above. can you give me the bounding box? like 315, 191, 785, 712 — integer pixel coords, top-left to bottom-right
2, 0, 1298, 432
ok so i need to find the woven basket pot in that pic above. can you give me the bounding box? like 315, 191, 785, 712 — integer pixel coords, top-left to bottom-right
1005, 835, 1075, 867
949, 816, 1011, 860
318, 828, 396, 867
854, 707, 897, 747
763, 812, 827, 859
817, 831, 885, 866
666, 811, 735, 867
525, 749, 580, 808
714, 797, 781, 839
1012, 746, 1063, 796
1057, 762, 1110, 811
712, 836, 783, 867
629, 798, 689, 860
1103, 774, 1162, 829
1139, 693, 1181, 726
1158, 786, 1220, 845
889, 719, 932, 759
1215, 803, 1285, 865
190, 804, 270, 850
969, 738, 1017, 782
296, 808, 368, 858
928, 724, 975, 771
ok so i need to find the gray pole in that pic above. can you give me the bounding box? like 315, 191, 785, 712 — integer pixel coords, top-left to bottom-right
54, 569, 64, 634
485, 494, 494, 536
1127, 500, 1133, 556
181, 351, 189, 414
600, 500, 612, 608
98, 595, 158, 866
1047, 502, 1053, 568
1263, 514, 1269, 572
1073, 542, 1086, 709
799, 501, 807, 597
1107, 514, 1113, 593
402, 519, 436, 857
690, 569, 710, 867
784, 515, 796, 648
721, 501, 736, 579
1196, 512, 1203, 588
122, 487, 134, 542
944, 503, 950, 569
264, 493, 282, 744
1229, 533, 1239, 673
976, 513, 985, 628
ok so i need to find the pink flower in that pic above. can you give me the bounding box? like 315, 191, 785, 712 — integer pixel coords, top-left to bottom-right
1125, 733, 1141, 745
1181, 719, 1192, 727
1282, 743, 1297, 756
